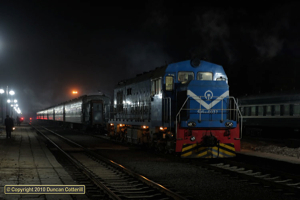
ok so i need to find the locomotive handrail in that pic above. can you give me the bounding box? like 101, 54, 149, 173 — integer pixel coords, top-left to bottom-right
175, 96, 243, 139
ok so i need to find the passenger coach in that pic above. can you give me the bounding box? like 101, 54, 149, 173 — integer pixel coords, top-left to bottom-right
239, 92, 300, 138
37, 94, 111, 131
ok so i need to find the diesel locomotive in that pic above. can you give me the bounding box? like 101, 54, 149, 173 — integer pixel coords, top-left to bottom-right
36, 94, 111, 131
108, 59, 242, 158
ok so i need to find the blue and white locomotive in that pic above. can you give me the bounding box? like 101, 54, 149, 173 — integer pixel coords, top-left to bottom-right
108, 59, 242, 158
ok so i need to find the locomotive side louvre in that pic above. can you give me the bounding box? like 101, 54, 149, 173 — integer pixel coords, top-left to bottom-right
108, 59, 242, 158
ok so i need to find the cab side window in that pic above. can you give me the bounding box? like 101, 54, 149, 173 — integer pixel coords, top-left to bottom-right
197, 72, 213, 81
178, 72, 194, 84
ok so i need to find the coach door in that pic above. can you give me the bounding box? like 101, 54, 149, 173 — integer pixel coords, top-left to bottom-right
91, 100, 103, 124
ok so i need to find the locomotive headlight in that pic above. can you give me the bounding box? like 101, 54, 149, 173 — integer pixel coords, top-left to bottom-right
187, 121, 196, 127
190, 136, 196, 141
225, 122, 233, 127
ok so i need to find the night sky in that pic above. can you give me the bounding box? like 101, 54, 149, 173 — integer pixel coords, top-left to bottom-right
0, 1, 299, 119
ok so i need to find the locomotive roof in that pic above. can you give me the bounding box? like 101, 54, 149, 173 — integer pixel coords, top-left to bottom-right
116, 65, 168, 87
37, 94, 110, 112
116, 59, 227, 87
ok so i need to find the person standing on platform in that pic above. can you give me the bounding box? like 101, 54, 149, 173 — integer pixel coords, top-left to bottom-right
16, 116, 20, 126
5, 115, 14, 138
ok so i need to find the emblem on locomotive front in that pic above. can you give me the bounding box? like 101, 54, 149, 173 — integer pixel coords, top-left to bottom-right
204, 90, 213, 100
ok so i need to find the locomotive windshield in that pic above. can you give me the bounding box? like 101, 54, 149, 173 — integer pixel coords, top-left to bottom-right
197, 72, 213, 80
178, 72, 194, 84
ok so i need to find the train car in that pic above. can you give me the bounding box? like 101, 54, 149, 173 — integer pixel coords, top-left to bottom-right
108, 59, 242, 158
238, 92, 300, 139
37, 94, 111, 131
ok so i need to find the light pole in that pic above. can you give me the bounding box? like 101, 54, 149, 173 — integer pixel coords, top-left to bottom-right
0, 89, 4, 124
6, 88, 15, 117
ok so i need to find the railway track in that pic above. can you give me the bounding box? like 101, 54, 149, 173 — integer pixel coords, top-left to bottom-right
84, 126, 300, 198
32, 125, 189, 200
191, 157, 300, 197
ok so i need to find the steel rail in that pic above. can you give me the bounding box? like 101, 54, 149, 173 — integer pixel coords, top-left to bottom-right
35, 125, 188, 200
33, 125, 122, 200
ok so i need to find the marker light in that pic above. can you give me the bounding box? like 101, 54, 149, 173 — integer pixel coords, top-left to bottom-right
187, 121, 196, 127
190, 136, 196, 141
225, 122, 233, 127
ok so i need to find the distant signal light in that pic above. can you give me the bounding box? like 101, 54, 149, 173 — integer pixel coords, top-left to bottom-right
72, 91, 78, 94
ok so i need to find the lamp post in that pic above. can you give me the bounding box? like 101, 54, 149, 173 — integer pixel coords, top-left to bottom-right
6, 88, 15, 117
0, 89, 4, 124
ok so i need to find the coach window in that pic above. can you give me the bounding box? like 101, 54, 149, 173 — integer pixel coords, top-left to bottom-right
293, 104, 300, 116
274, 105, 280, 116
284, 104, 289, 116
251, 106, 256, 116
266, 105, 271, 116
242, 107, 246, 116
247, 107, 251, 116
165, 76, 174, 91
244, 107, 250, 116
197, 72, 212, 81
240, 107, 244, 115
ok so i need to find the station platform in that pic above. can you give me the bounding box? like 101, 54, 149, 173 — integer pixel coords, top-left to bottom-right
0, 124, 88, 200
239, 149, 300, 164
239, 139, 300, 164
